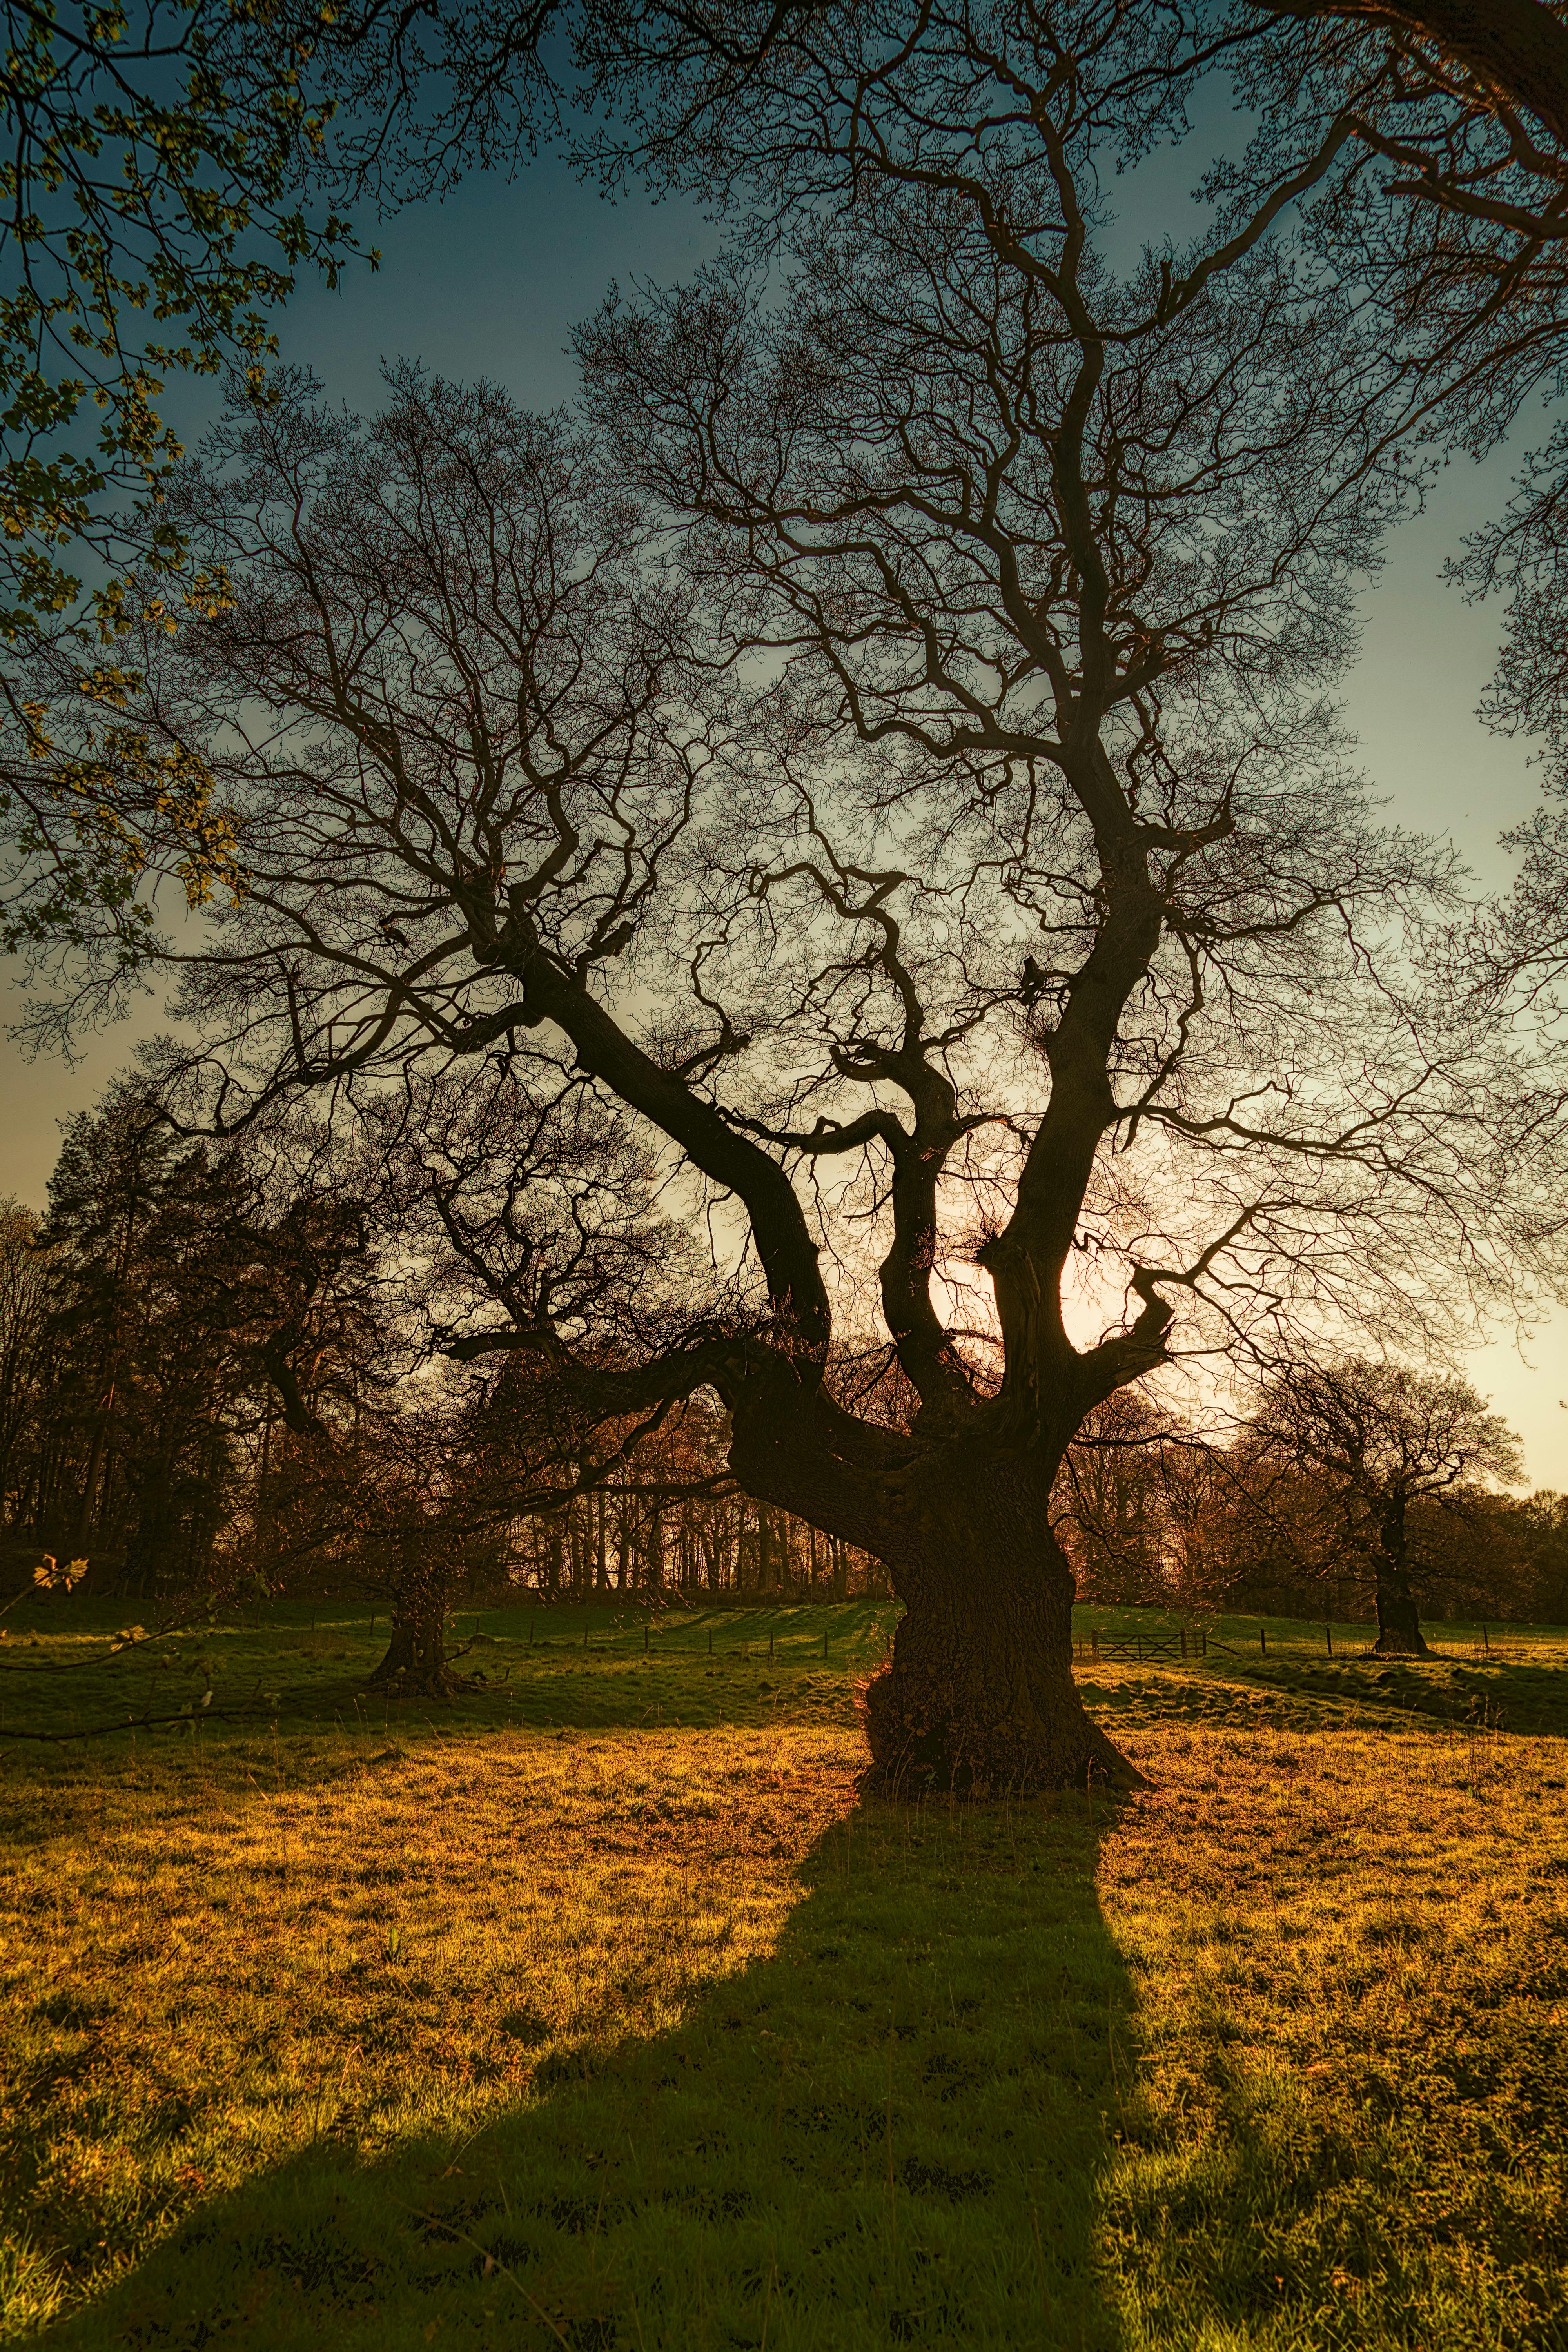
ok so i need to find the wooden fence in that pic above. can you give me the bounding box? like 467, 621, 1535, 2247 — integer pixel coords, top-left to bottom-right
1077, 1630, 1223, 1663
1075, 1626, 1561, 1666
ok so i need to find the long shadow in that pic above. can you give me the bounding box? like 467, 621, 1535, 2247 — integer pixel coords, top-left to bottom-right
38, 1795, 1134, 2352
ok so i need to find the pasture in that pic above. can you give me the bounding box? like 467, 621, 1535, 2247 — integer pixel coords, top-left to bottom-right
1, 1599, 1565, 2348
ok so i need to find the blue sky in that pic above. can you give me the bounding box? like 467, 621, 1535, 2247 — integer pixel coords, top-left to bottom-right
4, 138, 1564, 1482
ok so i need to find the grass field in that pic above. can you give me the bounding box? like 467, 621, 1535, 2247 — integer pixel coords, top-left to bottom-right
2, 1596, 1566, 2348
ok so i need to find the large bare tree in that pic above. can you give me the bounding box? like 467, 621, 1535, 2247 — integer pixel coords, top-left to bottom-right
292, 0, 1568, 1131
90, 39, 1539, 1789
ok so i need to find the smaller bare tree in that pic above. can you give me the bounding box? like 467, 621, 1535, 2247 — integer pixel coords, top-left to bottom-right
1249, 1357, 1524, 1654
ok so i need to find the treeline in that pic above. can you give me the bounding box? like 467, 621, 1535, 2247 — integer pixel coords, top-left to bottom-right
509, 1476, 873, 1607
2, 1085, 1551, 1650
1057, 1392, 1566, 1630
0, 1088, 887, 1616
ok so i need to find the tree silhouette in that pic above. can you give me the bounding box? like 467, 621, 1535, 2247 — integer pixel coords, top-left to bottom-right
1249, 1355, 1524, 1653
98, 244, 1535, 1792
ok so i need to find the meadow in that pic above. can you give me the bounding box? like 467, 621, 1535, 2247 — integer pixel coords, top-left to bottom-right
1, 1597, 1565, 2349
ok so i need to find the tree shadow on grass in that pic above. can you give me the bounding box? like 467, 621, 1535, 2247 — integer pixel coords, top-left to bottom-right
39, 1792, 1134, 2352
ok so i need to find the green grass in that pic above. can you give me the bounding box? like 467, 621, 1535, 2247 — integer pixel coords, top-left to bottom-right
0, 1597, 899, 1743
1071, 1601, 1555, 1656
2, 1599, 1567, 2348
1068, 1602, 1568, 1740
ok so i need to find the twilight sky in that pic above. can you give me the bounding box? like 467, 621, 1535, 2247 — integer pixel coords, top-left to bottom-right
4, 138, 1565, 1483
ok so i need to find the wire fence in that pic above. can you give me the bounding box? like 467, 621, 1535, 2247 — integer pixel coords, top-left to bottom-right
1076, 1624, 1566, 1666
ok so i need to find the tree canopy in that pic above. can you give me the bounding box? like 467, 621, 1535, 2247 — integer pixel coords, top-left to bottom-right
0, 0, 363, 964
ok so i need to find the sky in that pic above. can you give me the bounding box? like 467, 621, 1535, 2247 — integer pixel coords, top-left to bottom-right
3, 131, 1566, 1483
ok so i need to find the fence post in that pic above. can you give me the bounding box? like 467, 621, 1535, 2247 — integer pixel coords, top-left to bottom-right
1326, 1624, 1333, 1656
1483, 1622, 1490, 1657
769, 1632, 775, 1662
1091, 1627, 1101, 1661
1180, 1628, 1188, 1661
1201, 1627, 1207, 1658
1260, 1625, 1267, 1656
644, 1621, 649, 1656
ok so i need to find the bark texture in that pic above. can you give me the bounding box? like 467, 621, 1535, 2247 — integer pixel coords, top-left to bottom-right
735, 1412, 1146, 1795
1371, 1574, 1434, 1657
860, 1547, 1142, 1794
866, 1463, 1144, 1794
366, 1588, 471, 1698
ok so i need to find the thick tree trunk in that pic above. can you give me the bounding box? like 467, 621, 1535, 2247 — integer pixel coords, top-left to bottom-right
858, 1458, 1144, 1795
724, 1379, 1144, 1794
366, 1530, 471, 1698
1369, 1496, 1432, 1657
1371, 1571, 1432, 1657
366, 1605, 466, 1697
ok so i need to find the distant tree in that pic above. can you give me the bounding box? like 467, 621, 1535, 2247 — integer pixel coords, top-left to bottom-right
17, 1086, 387, 1598
1502, 1488, 1568, 1621
1376, 1482, 1557, 1623
1248, 1356, 1525, 1653
34, 1083, 205, 1565
0, 1198, 51, 1519
1053, 1393, 1171, 1606
336, 1401, 486, 1697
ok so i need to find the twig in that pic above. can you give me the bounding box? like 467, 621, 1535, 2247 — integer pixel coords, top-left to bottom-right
388, 2197, 572, 2346
0, 1701, 256, 1745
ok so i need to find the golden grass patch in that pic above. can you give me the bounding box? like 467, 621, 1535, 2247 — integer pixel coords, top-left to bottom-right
1097, 1720, 1568, 2350
0, 1726, 859, 2334
3, 1703, 1567, 2347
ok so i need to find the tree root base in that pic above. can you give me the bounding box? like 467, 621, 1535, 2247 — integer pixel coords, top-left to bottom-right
859, 1666, 1150, 1798
364, 1629, 483, 1702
